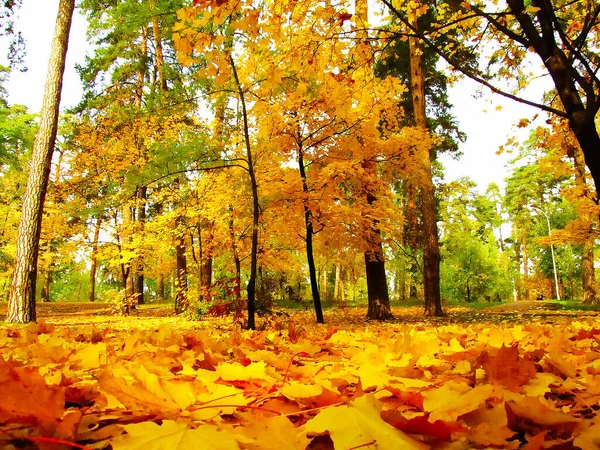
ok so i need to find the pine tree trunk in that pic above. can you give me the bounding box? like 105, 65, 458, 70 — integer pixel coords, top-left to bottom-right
89, 217, 102, 302
150, 0, 167, 91
409, 7, 443, 316
6, 0, 75, 323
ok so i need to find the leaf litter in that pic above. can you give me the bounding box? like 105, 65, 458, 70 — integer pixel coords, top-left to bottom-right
0, 305, 599, 449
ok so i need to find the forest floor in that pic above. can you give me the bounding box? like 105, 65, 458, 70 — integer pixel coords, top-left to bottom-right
1, 300, 599, 449
0, 299, 596, 327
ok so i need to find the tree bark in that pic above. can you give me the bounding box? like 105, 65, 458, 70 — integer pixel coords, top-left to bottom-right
364, 222, 394, 320
298, 143, 324, 323
89, 217, 102, 303
409, 7, 443, 316
40, 265, 53, 303
157, 273, 165, 301
505, 0, 600, 196
199, 224, 213, 302
150, 0, 167, 92
6, 0, 75, 323
582, 238, 596, 304
134, 186, 146, 304
230, 53, 258, 330
175, 229, 188, 314
334, 263, 343, 302
570, 143, 596, 303
522, 229, 529, 300
228, 208, 242, 303
361, 162, 394, 320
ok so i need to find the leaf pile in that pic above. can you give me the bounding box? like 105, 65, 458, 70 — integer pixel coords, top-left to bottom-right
1, 312, 600, 449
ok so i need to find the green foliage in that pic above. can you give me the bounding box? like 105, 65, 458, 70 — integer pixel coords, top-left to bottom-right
439, 178, 514, 303
46, 262, 89, 302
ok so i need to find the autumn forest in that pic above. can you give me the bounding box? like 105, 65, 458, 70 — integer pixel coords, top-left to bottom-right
1, 0, 600, 448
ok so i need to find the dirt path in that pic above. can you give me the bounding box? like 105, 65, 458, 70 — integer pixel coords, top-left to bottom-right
0, 302, 173, 318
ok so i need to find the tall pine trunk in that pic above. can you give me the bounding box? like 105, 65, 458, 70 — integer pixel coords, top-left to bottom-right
6, 0, 75, 323
355, 0, 393, 321
409, 7, 443, 316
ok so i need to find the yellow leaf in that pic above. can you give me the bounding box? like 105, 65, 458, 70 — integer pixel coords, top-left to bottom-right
423, 382, 495, 422
71, 343, 107, 370
304, 394, 428, 449
281, 382, 323, 400
238, 415, 310, 450
217, 361, 269, 381
111, 421, 240, 450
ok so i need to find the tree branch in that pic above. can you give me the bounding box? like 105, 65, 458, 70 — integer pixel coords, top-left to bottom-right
379, 0, 567, 117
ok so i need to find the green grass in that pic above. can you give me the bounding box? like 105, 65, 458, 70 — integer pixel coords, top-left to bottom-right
543, 300, 600, 311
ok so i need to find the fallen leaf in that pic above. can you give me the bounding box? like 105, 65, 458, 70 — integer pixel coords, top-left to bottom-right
304, 394, 429, 449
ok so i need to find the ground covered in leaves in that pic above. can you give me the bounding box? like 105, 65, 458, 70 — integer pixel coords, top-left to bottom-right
1, 302, 599, 449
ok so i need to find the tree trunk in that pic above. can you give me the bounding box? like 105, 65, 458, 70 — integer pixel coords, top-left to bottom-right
334, 263, 343, 302
6, 0, 75, 323
150, 0, 167, 92
582, 238, 596, 303
322, 268, 328, 302
230, 53, 258, 330
89, 217, 102, 303
175, 230, 188, 314
522, 230, 529, 301
157, 273, 165, 301
409, 7, 443, 317
361, 168, 393, 319
134, 186, 146, 304
570, 143, 596, 303
505, 0, 600, 196
298, 144, 324, 323
122, 204, 135, 302
228, 209, 242, 303
40, 265, 53, 303
365, 225, 394, 320
199, 224, 213, 302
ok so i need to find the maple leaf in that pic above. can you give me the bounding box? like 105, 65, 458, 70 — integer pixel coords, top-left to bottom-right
422, 381, 495, 422
97, 363, 196, 416
236, 415, 310, 450
304, 394, 429, 449
381, 410, 463, 440
338, 12, 353, 26
0, 355, 65, 431
111, 420, 241, 450
505, 397, 582, 436
477, 344, 537, 391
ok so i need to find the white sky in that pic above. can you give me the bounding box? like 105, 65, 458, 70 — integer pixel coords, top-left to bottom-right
2, 0, 553, 195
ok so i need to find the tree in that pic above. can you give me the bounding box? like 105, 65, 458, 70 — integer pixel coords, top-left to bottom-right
381, 0, 600, 198
439, 178, 513, 303
6, 0, 75, 323
407, 4, 442, 316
